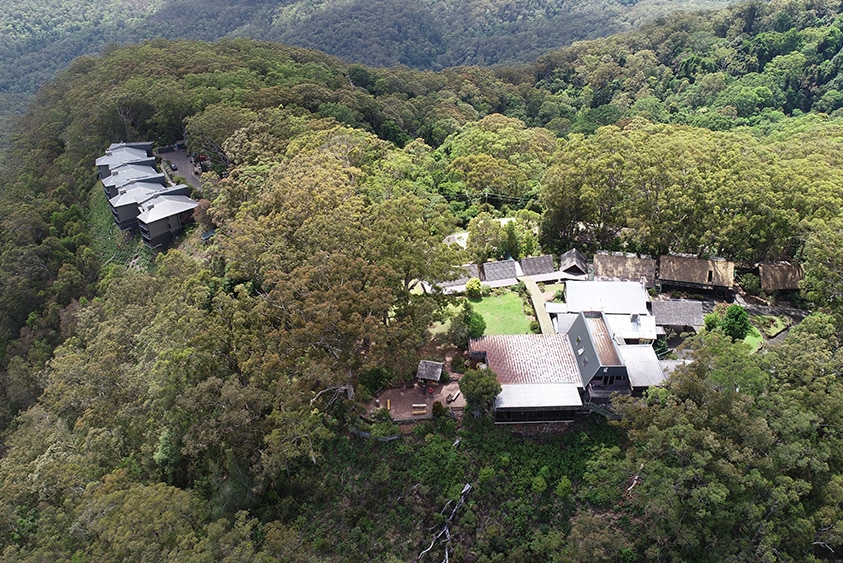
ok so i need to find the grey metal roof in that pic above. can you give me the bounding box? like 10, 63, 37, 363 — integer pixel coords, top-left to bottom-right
495, 383, 582, 409
102, 164, 163, 188
565, 281, 650, 315
96, 147, 150, 171
652, 300, 704, 327
559, 248, 588, 275
470, 334, 581, 385
137, 195, 198, 224
482, 260, 518, 282
416, 360, 443, 382
109, 183, 189, 208
519, 255, 555, 276
618, 345, 666, 388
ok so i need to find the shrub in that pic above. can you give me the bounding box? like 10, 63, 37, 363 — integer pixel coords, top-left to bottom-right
451, 356, 466, 373
480, 283, 492, 297
740, 273, 761, 296
468, 311, 486, 338
432, 401, 446, 418
722, 304, 751, 341
532, 475, 548, 494
465, 277, 482, 299
555, 476, 572, 499
704, 311, 721, 332
529, 320, 540, 333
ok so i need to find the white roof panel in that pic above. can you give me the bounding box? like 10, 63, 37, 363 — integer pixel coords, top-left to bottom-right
565, 281, 650, 315
495, 383, 583, 409
137, 195, 198, 224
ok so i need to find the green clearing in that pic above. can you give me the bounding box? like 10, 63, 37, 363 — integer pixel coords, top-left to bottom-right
744, 325, 764, 352
87, 183, 154, 271
470, 292, 533, 335
750, 314, 791, 338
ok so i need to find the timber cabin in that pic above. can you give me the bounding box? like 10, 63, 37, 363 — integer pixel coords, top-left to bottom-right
659, 253, 735, 292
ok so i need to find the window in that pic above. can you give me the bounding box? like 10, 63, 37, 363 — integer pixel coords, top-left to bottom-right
707, 270, 713, 283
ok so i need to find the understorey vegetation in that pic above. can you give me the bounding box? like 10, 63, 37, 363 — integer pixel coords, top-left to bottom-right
3, 1, 843, 559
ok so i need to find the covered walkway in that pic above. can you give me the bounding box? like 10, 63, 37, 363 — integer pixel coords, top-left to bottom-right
519, 276, 555, 334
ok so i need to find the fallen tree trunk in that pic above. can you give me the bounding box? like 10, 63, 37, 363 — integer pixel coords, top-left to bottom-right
417, 483, 472, 562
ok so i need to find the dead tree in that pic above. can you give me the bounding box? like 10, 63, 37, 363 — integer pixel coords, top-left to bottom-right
417, 483, 472, 563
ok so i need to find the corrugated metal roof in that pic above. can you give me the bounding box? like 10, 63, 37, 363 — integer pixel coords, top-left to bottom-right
109, 183, 189, 208
584, 314, 622, 366
565, 281, 650, 315
137, 195, 198, 224
618, 345, 666, 387
495, 383, 582, 409
470, 334, 581, 385
102, 164, 162, 188
96, 147, 149, 169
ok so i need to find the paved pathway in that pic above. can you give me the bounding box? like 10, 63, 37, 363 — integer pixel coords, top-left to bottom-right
519, 276, 555, 334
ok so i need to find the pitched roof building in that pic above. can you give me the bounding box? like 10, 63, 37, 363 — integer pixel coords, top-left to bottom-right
593, 251, 656, 287
416, 360, 444, 383
519, 255, 555, 276
564, 281, 650, 316
659, 253, 734, 289
438, 264, 480, 294
652, 300, 705, 329
559, 248, 588, 276
758, 262, 804, 291
102, 163, 166, 198
137, 195, 199, 249
96, 146, 155, 179
109, 183, 191, 230
481, 260, 519, 287
470, 311, 666, 423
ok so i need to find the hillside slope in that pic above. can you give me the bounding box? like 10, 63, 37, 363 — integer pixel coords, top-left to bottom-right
0, 0, 741, 148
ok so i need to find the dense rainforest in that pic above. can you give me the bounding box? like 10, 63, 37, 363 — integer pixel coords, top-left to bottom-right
0, 0, 740, 149
4, 0, 843, 560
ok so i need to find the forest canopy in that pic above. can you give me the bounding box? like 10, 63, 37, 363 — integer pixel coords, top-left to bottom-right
4, 1, 843, 560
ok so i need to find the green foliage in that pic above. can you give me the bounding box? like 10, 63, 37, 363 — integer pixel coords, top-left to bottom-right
740, 273, 761, 295
459, 368, 501, 416
447, 301, 486, 349
466, 277, 482, 299
722, 304, 751, 341
704, 311, 721, 332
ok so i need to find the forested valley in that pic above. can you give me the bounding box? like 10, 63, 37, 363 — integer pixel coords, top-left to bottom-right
4, 0, 843, 560
0, 0, 740, 150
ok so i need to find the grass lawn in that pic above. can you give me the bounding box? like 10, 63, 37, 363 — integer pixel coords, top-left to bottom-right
470, 292, 533, 335
750, 314, 791, 338
743, 325, 764, 352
